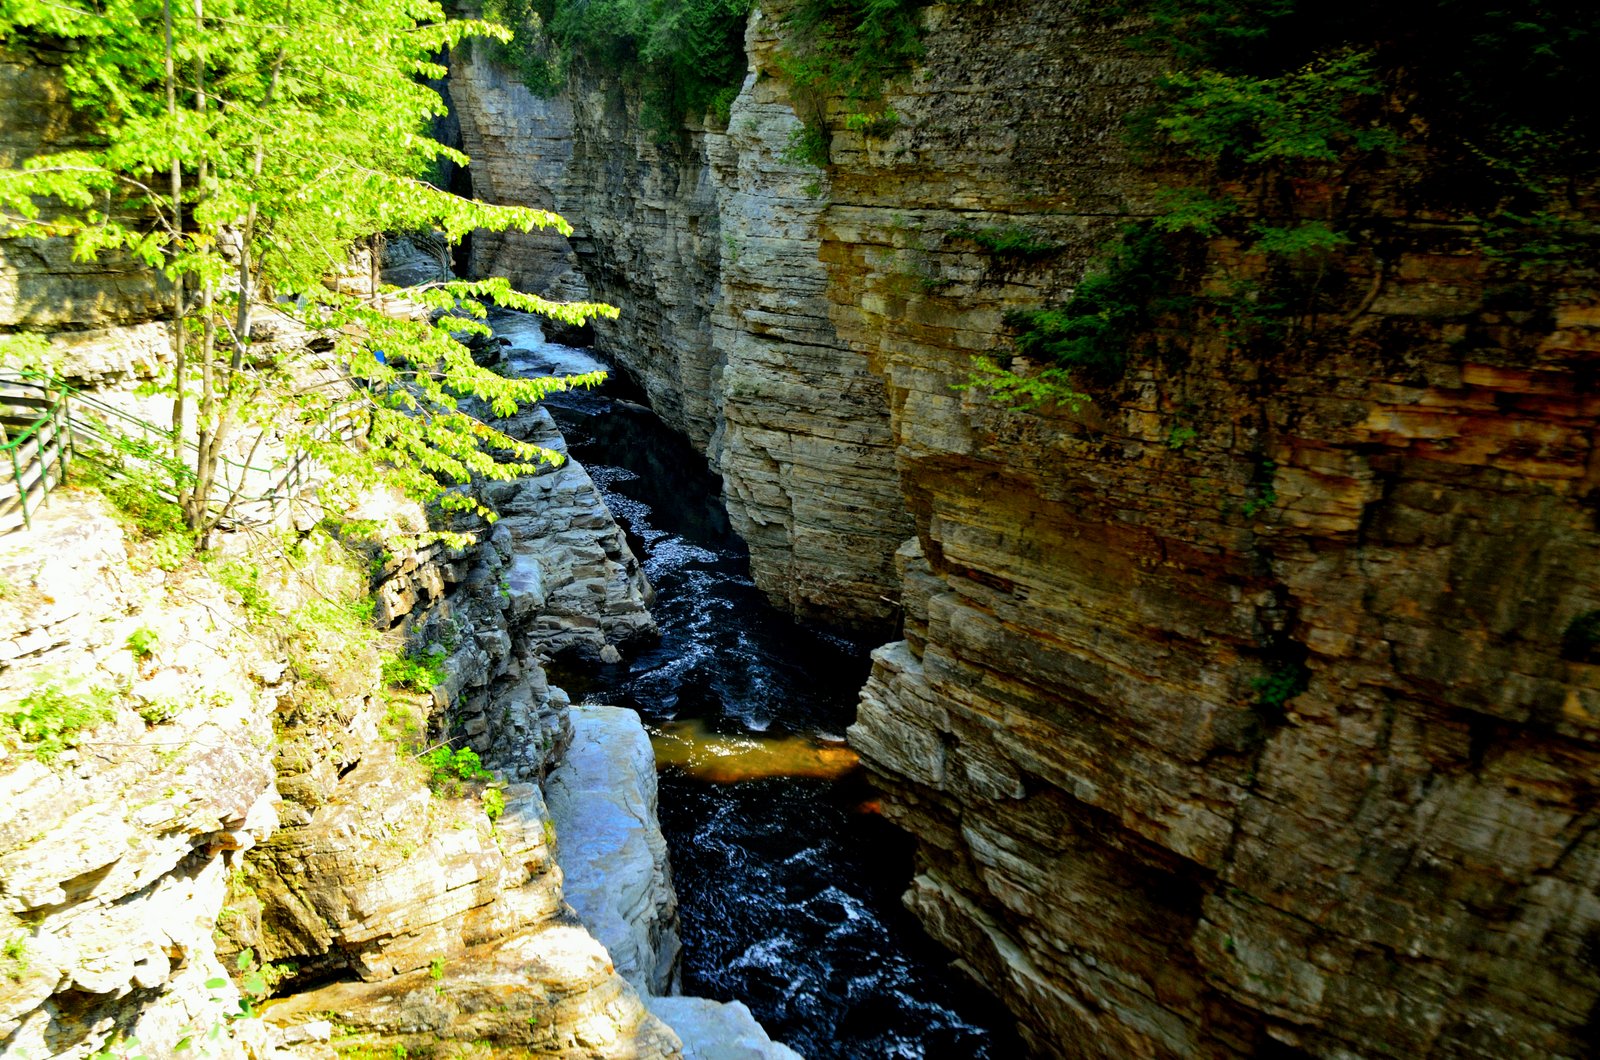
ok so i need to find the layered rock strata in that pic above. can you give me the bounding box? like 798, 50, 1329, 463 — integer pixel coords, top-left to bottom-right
222, 464, 676, 1057
0, 496, 280, 1057
450, 0, 1600, 1055
833, 3, 1600, 1058
0, 463, 675, 1057
704, 9, 912, 629
478, 404, 657, 661
447, 22, 912, 629
0, 53, 168, 329
447, 47, 592, 306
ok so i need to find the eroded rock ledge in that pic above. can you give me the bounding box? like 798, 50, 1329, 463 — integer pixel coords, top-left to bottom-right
0, 378, 797, 1057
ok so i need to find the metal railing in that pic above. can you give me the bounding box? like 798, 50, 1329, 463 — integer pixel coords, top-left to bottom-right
0, 375, 74, 532
0, 371, 367, 535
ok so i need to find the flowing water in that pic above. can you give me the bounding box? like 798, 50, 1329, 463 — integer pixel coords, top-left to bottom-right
496, 313, 1021, 1060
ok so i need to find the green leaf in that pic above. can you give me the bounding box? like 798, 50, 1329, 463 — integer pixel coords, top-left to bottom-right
0, 0, 618, 537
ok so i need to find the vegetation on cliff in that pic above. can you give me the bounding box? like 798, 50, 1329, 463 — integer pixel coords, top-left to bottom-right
773, 0, 925, 166
0, 0, 613, 543
962, 0, 1600, 409
482, 0, 753, 128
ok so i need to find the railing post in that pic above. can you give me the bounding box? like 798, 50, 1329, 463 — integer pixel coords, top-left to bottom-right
12, 447, 28, 531
53, 390, 69, 494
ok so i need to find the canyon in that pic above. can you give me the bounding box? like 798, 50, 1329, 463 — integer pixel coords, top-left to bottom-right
2, 1, 1599, 1058
443, 1, 1600, 1057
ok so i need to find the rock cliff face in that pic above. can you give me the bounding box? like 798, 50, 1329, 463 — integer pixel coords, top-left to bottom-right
830, 4, 1600, 1058
0, 53, 169, 330
446, 0, 1600, 1056
449, 20, 912, 630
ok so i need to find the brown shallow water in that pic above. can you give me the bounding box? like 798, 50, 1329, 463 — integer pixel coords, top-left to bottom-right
648, 718, 861, 783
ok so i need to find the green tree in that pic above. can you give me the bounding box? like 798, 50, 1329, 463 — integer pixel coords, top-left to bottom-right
0, 0, 616, 542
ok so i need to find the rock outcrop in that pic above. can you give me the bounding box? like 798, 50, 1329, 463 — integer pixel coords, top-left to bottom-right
446, 1, 1600, 1056
448, 21, 913, 630
0, 472, 674, 1058
479, 404, 657, 661
645, 997, 803, 1060
546, 704, 681, 997
0, 496, 281, 1057
705, 9, 912, 630
547, 704, 806, 1060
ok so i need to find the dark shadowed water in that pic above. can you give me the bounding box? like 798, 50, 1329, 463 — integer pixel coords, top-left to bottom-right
495, 312, 1022, 1060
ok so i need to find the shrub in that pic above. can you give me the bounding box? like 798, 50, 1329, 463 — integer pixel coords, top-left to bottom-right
960, 222, 1203, 410
137, 699, 182, 726
215, 562, 276, 621
777, 0, 926, 105
381, 699, 427, 750
419, 746, 493, 796
484, 0, 753, 130
781, 121, 831, 169
957, 0, 1600, 419
1562, 611, 1600, 663
842, 107, 900, 138
4, 683, 117, 761
3, 932, 29, 980
1251, 660, 1309, 728
1001, 225, 1186, 381
125, 626, 159, 657
381, 648, 449, 693
950, 223, 1063, 262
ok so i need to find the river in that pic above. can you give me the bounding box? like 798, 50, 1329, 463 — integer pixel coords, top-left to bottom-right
495, 312, 1021, 1060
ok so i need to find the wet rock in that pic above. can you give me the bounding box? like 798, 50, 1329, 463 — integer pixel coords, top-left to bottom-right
546, 704, 681, 996
645, 997, 803, 1060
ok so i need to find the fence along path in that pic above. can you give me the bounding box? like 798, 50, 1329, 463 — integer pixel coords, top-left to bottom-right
0, 375, 73, 533
0, 372, 365, 535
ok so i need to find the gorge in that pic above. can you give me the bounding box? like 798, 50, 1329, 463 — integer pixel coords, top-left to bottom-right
443, 1, 1600, 1056
3, 1, 1600, 1058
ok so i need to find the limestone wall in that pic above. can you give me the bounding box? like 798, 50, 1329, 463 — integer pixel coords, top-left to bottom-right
830, 2, 1600, 1057
447, 0, 1600, 1056
0, 53, 168, 330
447, 18, 913, 631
